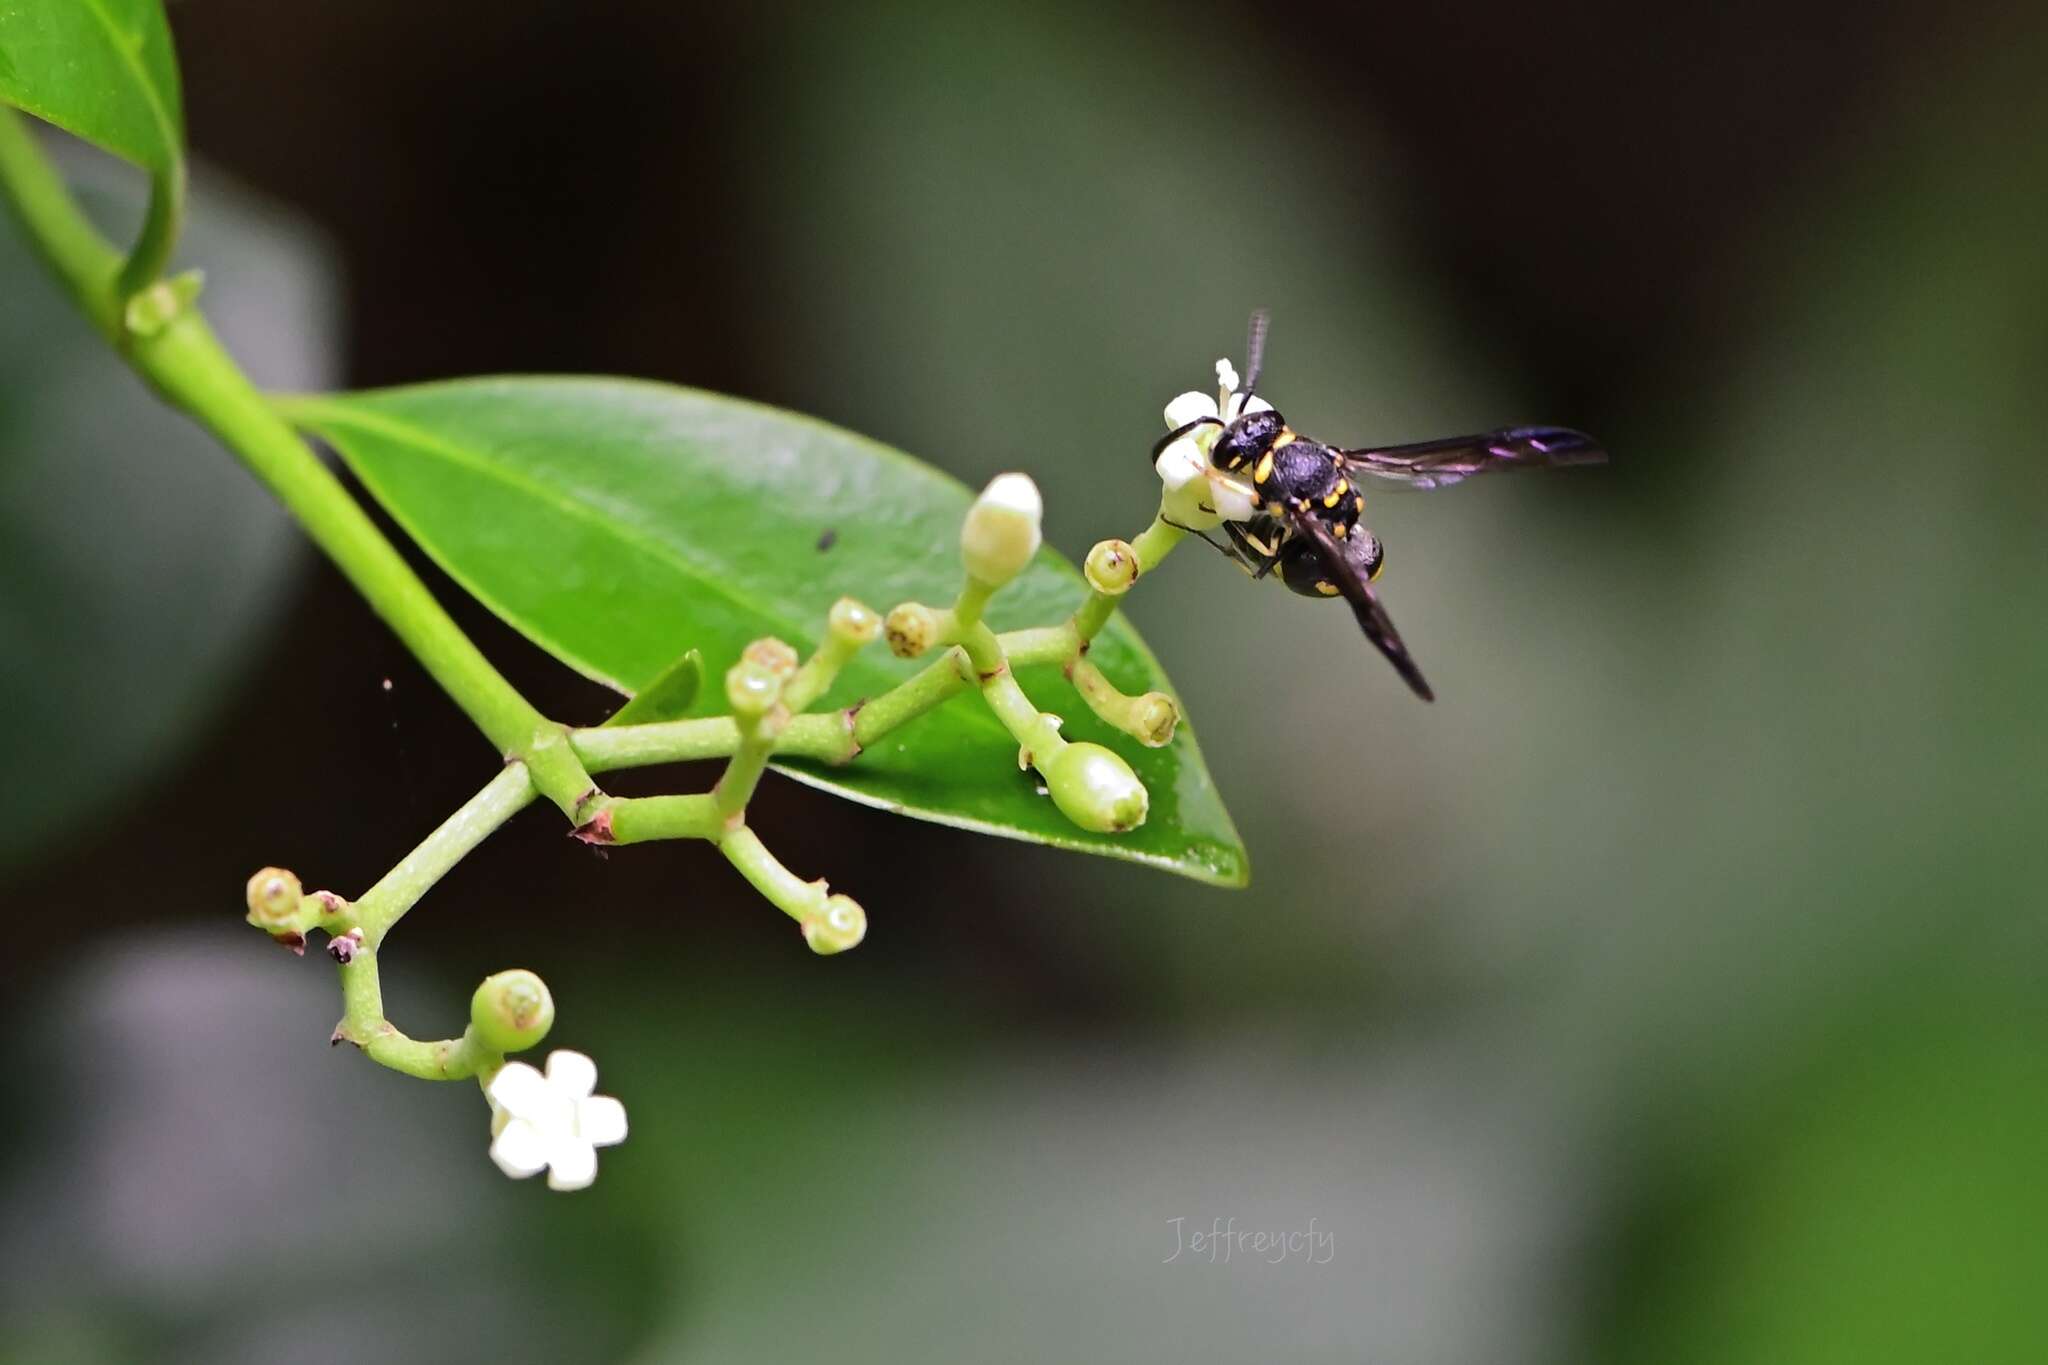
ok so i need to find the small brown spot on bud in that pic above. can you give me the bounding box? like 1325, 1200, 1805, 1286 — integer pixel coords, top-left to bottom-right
327, 927, 365, 965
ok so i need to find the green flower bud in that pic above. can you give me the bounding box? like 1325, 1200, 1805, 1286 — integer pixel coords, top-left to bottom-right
742, 636, 800, 677
803, 894, 868, 955
123, 269, 204, 338
885, 602, 939, 658
1043, 742, 1149, 833
244, 866, 303, 926
470, 969, 556, 1053
1084, 538, 1139, 595
828, 596, 881, 645
959, 472, 1043, 586
1127, 692, 1180, 747
725, 657, 784, 719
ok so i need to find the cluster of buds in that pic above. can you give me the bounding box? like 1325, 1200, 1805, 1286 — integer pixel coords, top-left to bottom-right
884, 472, 1162, 833
240, 465, 1201, 1191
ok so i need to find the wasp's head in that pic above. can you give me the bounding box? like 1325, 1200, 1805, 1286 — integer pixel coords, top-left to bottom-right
1211, 408, 1285, 474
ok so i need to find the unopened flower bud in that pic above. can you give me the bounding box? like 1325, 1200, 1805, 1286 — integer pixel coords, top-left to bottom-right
742, 637, 799, 677
803, 894, 867, 955
123, 269, 203, 338
725, 657, 784, 719
885, 602, 939, 658
828, 596, 881, 645
960, 472, 1043, 586
1128, 692, 1179, 747
1085, 539, 1139, 595
1042, 742, 1149, 833
470, 969, 556, 1054
245, 866, 302, 925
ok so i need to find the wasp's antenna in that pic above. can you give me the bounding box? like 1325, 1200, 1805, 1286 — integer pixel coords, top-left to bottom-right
1150, 414, 1224, 462
1241, 308, 1272, 401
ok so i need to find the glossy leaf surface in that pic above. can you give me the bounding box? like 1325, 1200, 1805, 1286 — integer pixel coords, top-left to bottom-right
288, 381, 1247, 885
0, 0, 184, 172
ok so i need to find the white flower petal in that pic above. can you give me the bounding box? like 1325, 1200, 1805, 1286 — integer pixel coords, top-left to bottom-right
545, 1049, 598, 1099
1207, 470, 1259, 523
489, 1117, 551, 1179
1162, 390, 1219, 431
1221, 391, 1274, 422
577, 1095, 629, 1147
485, 1062, 550, 1120
1153, 437, 1207, 493
546, 1139, 599, 1191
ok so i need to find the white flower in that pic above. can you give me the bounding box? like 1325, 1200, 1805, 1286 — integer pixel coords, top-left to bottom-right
960, 471, 1044, 585
486, 1049, 628, 1191
1153, 355, 1268, 530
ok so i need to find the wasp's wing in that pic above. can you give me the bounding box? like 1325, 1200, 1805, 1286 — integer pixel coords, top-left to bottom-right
1340, 425, 1605, 490
1280, 502, 1434, 701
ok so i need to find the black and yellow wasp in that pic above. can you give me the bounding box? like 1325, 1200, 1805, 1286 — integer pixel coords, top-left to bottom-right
1154, 311, 1606, 701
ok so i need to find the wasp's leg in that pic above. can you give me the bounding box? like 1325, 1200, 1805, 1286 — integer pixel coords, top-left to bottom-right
1161, 519, 1240, 561
1222, 520, 1284, 580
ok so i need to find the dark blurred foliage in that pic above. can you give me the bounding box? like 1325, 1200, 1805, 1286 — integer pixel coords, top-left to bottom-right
4, 1, 2046, 1361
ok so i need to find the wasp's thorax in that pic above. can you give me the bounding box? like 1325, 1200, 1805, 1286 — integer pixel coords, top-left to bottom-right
1208, 404, 1383, 597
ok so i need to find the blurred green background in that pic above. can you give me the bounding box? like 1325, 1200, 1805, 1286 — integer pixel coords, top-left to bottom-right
4, 2, 2046, 1361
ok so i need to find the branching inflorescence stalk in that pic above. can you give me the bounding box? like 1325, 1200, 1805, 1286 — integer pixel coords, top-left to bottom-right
0, 109, 1202, 1175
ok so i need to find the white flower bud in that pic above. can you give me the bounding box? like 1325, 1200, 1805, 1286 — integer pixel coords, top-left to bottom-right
960, 472, 1043, 586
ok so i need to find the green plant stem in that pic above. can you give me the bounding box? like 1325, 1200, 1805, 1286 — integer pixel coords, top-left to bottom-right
116, 165, 185, 299
718, 826, 827, 922
1072, 515, 1184, 640
605, 793, 723, 844
139, 312, 597, 807
949, 574, 1068, 768
714, 720, 780, 818
353, 764, 537, 945
960, 619, 1068, 764
1071, 655, 1140, 713
0, 110, 121, 335
783, 625, 865, 714
337, 946, 500, 1080
570, 547, 1176, 776
0, 115, 599, 818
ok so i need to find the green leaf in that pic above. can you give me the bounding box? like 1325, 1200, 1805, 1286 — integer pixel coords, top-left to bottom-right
285, 380, 1247, 886
0, 0, 184, 172
602, 647, 702, 727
